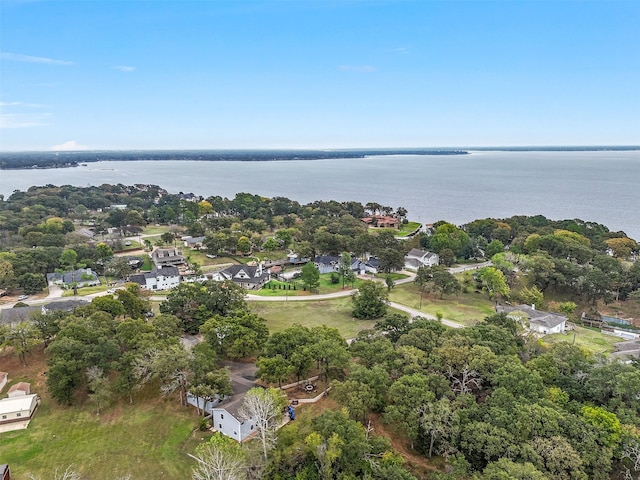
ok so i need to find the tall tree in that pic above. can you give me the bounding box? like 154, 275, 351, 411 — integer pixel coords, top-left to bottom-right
238, 387, 287, 460
352, 280, 388, 319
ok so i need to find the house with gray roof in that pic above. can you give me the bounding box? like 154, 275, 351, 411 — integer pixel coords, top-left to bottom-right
129, 266, 180, 291
151, 248, 186, 268
182, 236, 206, 249
212, 264, 269, 290
0, 306, 41, 327
496, 304, 567, 335
46, 268, 100, 288
405, 248, 440, 270
313, 255, 340, 274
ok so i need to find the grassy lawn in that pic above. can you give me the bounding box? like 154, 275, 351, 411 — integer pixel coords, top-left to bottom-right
374, 272, 409, 282
254, 274, 362, 297
396, 221, 421, 236
0, 347, 201, 479
61, 284, 108, 297
543, 326, 622, 354
389, 283, 495, 326
142, 225, 173, 235
249, 297, 376, 339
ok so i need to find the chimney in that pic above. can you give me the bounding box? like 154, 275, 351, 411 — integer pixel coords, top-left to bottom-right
531, 304, 536, 310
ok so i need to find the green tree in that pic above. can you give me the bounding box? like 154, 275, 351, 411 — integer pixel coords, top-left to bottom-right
236, 235, 251, 254
301, 261, 320, 291
18, 272, 47, 294
352, 280, 388, 319
338, 252, 356, 289
256, 355, 293, 388
485, 239, 505, 258
478, 266, 510, 304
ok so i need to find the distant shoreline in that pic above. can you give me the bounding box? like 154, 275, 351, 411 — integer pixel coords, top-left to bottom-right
1, 146, 638, 170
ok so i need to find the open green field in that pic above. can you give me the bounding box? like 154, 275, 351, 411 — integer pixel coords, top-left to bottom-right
62, 284, 108, 297
389, 283, 495, 326
254, 273, 362, 297
2, 399, 199, 479
396, 221, 421, 236
0, 346, 202, 479
543, 326, 622, 354
249, 297, 376, 338
142, 225, 174, 235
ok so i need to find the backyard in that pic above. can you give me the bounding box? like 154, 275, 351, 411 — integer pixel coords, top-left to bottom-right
249, 297, 377, 338
0, 347, 202, 479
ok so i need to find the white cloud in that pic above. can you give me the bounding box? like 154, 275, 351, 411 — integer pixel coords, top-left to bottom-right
0, 52, 74, 65
114, 65, 136, 72
338, 65, 377, 73
0, 101, 45, 107
0, 112, 51, 128
50, 140, 89, 151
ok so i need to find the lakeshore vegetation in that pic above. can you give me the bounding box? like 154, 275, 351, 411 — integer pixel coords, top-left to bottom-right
1, 183, 639, 479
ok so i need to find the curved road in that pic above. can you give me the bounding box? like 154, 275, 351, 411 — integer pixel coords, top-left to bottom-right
3, 264, 492, 330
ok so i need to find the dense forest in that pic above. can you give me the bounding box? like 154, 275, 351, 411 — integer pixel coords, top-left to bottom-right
1, 183, 639, 479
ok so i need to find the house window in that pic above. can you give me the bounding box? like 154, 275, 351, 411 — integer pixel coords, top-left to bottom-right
251, 425, 254, 430
2, 415, 6, 419
220, 414, 224, 419
16, 413, 21, 417
219, 423, 222, 429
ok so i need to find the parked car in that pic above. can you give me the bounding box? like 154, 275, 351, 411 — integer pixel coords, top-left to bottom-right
17, 295, 29, 301
107, 289, 116, 294
206, 254, 217, 259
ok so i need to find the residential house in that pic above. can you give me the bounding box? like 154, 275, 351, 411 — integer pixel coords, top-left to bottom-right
77, 228, 95, 239
350, 257, 380, 275
187, 362, 259, 442
0, 464, 10, 480
212, 264, 269, 290
362, 215, 400, 229
0, 394, 39, 431
611, 339, 640, 361
46, 268, 100, 288
313, 255, 340, 274
0, 373, 7, 393
182, 236, 206, 249
151, 248, 186, 268
7, 382, 30, 398
286, 252, 311, 265
129, 266, 181, 291
43, 299, 89, 314
405, 248, 440, 270
0, 306, 41, 327
108, 204, 128, 211
496, 304, 567, 335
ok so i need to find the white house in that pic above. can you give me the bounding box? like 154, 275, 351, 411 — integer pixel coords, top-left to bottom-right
46, 268, 100, 288
212, 264, 269, 290
0, 373, 7, 393
128, 267, 180, 291
497, 304, 567, 335
7, 382, 30, 398
0, 394, 39, 431
405, 248, 440, 270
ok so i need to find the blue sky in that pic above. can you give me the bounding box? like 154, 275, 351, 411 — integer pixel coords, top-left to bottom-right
1, 0, 639, 151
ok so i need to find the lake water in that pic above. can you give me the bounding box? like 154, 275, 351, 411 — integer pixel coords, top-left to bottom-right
1, 150, 639, 241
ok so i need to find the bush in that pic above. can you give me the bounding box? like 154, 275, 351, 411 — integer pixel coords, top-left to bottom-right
330, 272, 340, 284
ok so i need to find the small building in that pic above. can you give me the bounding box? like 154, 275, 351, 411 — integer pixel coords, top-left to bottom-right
0, 373, 7, 393
0, 306, 41, 327
151, 248, 186, 268
405, 248, 440, 270
497, 304, 567, 335
0, 394, 39, 431
43, 299, 89, 314
7, 382, 30, 398
129, 266, 180, 291
313, 255, 340, 274
46, 268, 100, 288
212, 264, 269, 290
77, 228, 95, 239
362, 215, 400, 229
183, 236, 206, 249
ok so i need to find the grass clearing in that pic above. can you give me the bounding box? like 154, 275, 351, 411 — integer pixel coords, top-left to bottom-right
142, 225, 173, 235
61, 284, 108, 297
0, 348, 201, 479
543, 326, 622, 354
249, 297, 376, 338
389, 283, 495, 326
396, 221, 421, 236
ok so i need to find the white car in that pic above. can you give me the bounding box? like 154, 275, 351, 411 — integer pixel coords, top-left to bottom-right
17, 295, 29, 301
107, 289, 117, 294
